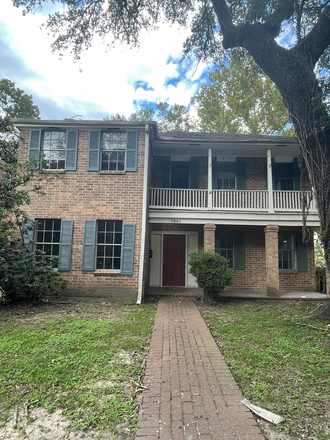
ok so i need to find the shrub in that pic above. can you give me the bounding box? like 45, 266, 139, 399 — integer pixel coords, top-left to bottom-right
188, 251, 233, 300
0, 246, 68, 302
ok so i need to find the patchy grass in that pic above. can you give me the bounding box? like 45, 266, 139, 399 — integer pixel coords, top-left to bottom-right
198, 300, 330, 440
0, 300, 156, 436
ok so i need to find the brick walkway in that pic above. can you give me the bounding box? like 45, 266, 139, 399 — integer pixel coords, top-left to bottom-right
135, 298, 265, 440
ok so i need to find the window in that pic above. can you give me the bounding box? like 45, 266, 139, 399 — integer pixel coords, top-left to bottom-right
278, 231, 296, 269
278, 231, 308, 271
21, 218, 74, 271
215, 230, 234, 268
82, 221, 136, 274
96, 220, 122, 270
217, 163, 236, 189
42, 131, 66, 170
88, 131, 138, 172
171, 161, 190, 188
212, 160, 246, 190
28, 130, 78, 171
215, 229, 245, 270
101, 133, 126, 171
160, 158, 199, 189
273, 162, 300, 191
35, 219, 61, 262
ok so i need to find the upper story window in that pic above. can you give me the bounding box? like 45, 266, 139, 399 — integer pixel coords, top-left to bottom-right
217, 163, 236, 189
273, 162, 300, 191
88, 131, 138, 172
160, 158, 199, 189
42, 131, 66, 170
212, 159, 246, 190
101, 133, 126, 171
28, 130, 78, 171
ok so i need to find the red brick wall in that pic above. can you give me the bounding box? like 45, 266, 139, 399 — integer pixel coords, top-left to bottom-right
18, 129, 146, 301
218, 226, 315, 292
245, 157, 267, 190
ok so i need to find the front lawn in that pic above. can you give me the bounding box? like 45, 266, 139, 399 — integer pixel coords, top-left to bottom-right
198, 300, 330, 440
0, 300, 156, 438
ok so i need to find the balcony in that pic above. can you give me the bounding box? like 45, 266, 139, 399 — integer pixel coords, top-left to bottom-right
149, 188, 317, 213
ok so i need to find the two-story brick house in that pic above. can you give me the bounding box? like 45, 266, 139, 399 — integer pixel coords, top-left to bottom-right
14, 119, 320, 302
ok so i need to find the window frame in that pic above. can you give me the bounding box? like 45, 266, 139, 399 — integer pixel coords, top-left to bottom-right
28, 129, 78, 171
95, 220, 123, 270
35, 218, 62, 263
100, 132, 126, 172
278, 231, 296, 270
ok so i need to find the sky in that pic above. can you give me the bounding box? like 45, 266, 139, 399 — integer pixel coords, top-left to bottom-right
1, 0, 210, 120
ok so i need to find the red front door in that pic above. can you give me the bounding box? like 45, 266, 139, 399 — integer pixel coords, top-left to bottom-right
163, 235, 185, 286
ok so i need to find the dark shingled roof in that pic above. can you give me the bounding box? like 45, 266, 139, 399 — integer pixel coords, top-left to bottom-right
158, 131, 296, 143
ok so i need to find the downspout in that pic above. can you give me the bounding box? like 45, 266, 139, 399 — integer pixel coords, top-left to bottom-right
137, 124, 150, 305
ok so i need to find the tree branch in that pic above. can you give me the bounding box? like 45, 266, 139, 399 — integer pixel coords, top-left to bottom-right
294, 5, 330, 67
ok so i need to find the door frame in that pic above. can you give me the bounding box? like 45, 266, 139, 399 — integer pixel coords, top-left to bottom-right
150, 231, 198, 287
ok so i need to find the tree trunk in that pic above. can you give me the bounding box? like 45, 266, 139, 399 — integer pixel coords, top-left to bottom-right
212, 10, 330, 315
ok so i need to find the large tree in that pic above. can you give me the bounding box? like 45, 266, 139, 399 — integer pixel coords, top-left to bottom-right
10, 1, 330, 295
0, 79, 40, 163
107, 101, 196, 132
194, 49, 292, 135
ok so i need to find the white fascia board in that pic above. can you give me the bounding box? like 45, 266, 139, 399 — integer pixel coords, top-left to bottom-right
148, 210, 320, 227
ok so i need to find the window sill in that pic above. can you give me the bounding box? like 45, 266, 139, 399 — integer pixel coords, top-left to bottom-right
99, 171, 126, 175
93, 270, 121, 277
42, 169, 65, 174
279, 269, 298, 273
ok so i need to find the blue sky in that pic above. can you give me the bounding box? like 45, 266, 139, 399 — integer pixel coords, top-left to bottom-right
1, 0, 211, 120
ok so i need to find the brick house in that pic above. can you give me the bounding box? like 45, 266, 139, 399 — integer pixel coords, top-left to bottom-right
14, 119, 320, 301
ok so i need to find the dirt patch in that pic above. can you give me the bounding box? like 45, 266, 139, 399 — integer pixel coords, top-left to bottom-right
0, 408, 132, 440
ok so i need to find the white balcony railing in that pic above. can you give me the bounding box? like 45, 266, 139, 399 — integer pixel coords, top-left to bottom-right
150, 188, 208, 209
212, 190, 269, 211
273, 190, 317, 212
150, 188, 317, 213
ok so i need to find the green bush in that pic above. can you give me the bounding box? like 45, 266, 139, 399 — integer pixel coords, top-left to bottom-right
0, 246, 67, 302
188, 251, 233, 300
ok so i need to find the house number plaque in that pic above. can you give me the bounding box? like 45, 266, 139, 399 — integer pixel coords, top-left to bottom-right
171, 219, 181, 223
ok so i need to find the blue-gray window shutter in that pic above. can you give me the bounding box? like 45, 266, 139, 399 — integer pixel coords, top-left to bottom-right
293, 160, 300, 190
234, 231, 245, 270
59, 220, 73, 271
65, 131, 78, 171
126, 131, 138, 171
21, 218, 34, 251
297, 232, 307, 272
28, 130, 41, 169
121, 224, 135, 275
88, 131, 100, 171
189, 159, 199, 189
82, 220, 96, 270
236, 160, 246, 190
161, 159, 171, 188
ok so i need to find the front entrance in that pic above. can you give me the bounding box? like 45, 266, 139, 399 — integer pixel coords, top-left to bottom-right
162, 235, 185, 286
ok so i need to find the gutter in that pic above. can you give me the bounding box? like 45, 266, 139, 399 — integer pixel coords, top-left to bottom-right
137, 124, 150, 305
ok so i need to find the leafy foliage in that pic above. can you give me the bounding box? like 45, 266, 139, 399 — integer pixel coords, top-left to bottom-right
0, 79, 40, 164
194, 49, 293, 135
0, 79, 40, 119
0, 161, 67, 302
188, 251, 233, 300
107, 100, 196, 132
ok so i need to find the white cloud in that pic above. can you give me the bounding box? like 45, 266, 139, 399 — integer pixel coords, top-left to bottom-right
1, 0, 210, 119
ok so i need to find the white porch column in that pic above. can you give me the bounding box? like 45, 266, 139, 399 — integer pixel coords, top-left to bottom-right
208, 148, 213, 210
267, 149, 274, 213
